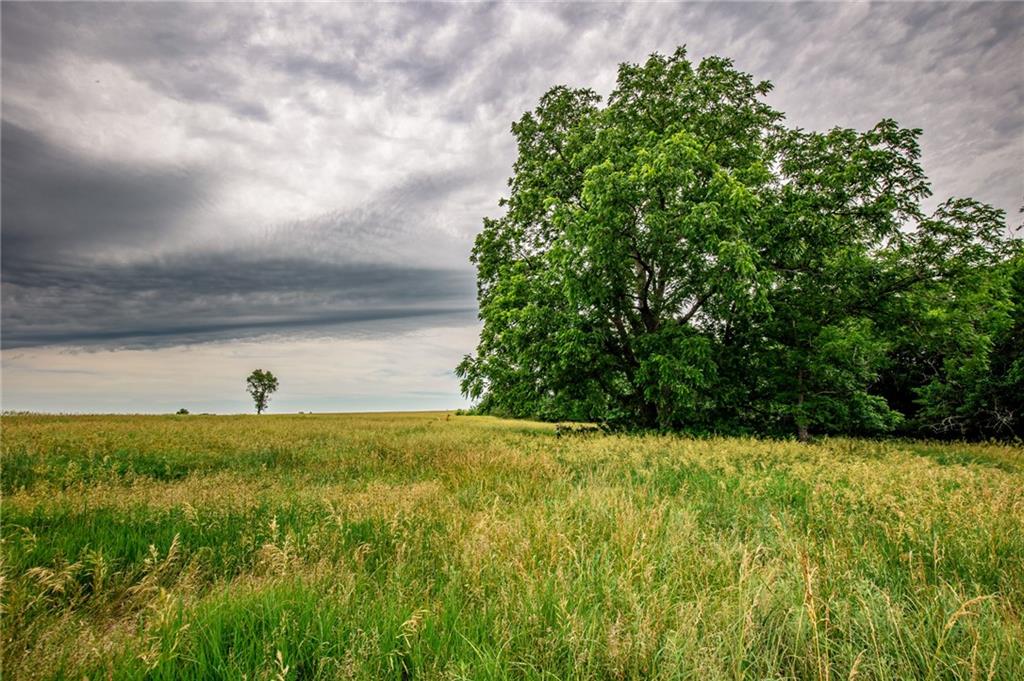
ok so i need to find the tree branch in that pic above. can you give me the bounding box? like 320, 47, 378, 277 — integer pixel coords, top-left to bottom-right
677, 288, 714, 325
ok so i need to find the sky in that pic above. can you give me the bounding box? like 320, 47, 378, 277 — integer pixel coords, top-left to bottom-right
2, 2, 1022, 414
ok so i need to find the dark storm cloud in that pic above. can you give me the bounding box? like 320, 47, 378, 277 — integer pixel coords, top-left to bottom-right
0, 115, 478, 347
1, 2, 1021, 353
1, 120, 213, 260
2, 255, 475, 348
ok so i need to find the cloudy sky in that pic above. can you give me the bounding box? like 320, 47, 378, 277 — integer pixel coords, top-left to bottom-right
2, 2, 1021, 413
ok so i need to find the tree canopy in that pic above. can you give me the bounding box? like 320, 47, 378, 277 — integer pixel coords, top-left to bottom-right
458, 47, 1020, 439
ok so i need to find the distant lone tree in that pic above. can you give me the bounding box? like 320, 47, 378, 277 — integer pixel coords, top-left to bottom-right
246, 369, 279, 414
176, 408, 189, 415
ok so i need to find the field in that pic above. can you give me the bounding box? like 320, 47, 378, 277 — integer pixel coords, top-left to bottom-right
1, 413, 1022, 680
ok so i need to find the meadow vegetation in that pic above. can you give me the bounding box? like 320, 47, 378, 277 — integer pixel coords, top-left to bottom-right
2, 412, 1022, 679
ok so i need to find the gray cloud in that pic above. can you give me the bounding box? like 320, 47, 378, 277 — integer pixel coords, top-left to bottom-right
1, 1, 1021, 356
2, 255, 475, 348
1, 2, 273, 121
1, 120, 214, 260
0, 113, 478, 348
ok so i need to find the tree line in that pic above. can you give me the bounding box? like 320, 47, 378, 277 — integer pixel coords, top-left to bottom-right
458, 47, 1022, 440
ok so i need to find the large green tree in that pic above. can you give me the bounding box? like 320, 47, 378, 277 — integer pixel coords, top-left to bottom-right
459, 48, 1017, 438
878, 243, 1022, 439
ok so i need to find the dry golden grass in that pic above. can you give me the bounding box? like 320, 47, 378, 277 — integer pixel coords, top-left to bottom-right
1, 412, 1021, 679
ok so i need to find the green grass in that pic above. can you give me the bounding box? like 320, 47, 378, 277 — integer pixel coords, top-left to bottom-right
1, 412, 1022, 679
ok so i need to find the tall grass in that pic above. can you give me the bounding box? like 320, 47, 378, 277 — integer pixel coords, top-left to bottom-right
2, 412, 1021, 679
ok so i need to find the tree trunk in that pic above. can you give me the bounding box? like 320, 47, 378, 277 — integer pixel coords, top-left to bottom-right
796, 370, 809, 442
641, 397, 660, 430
